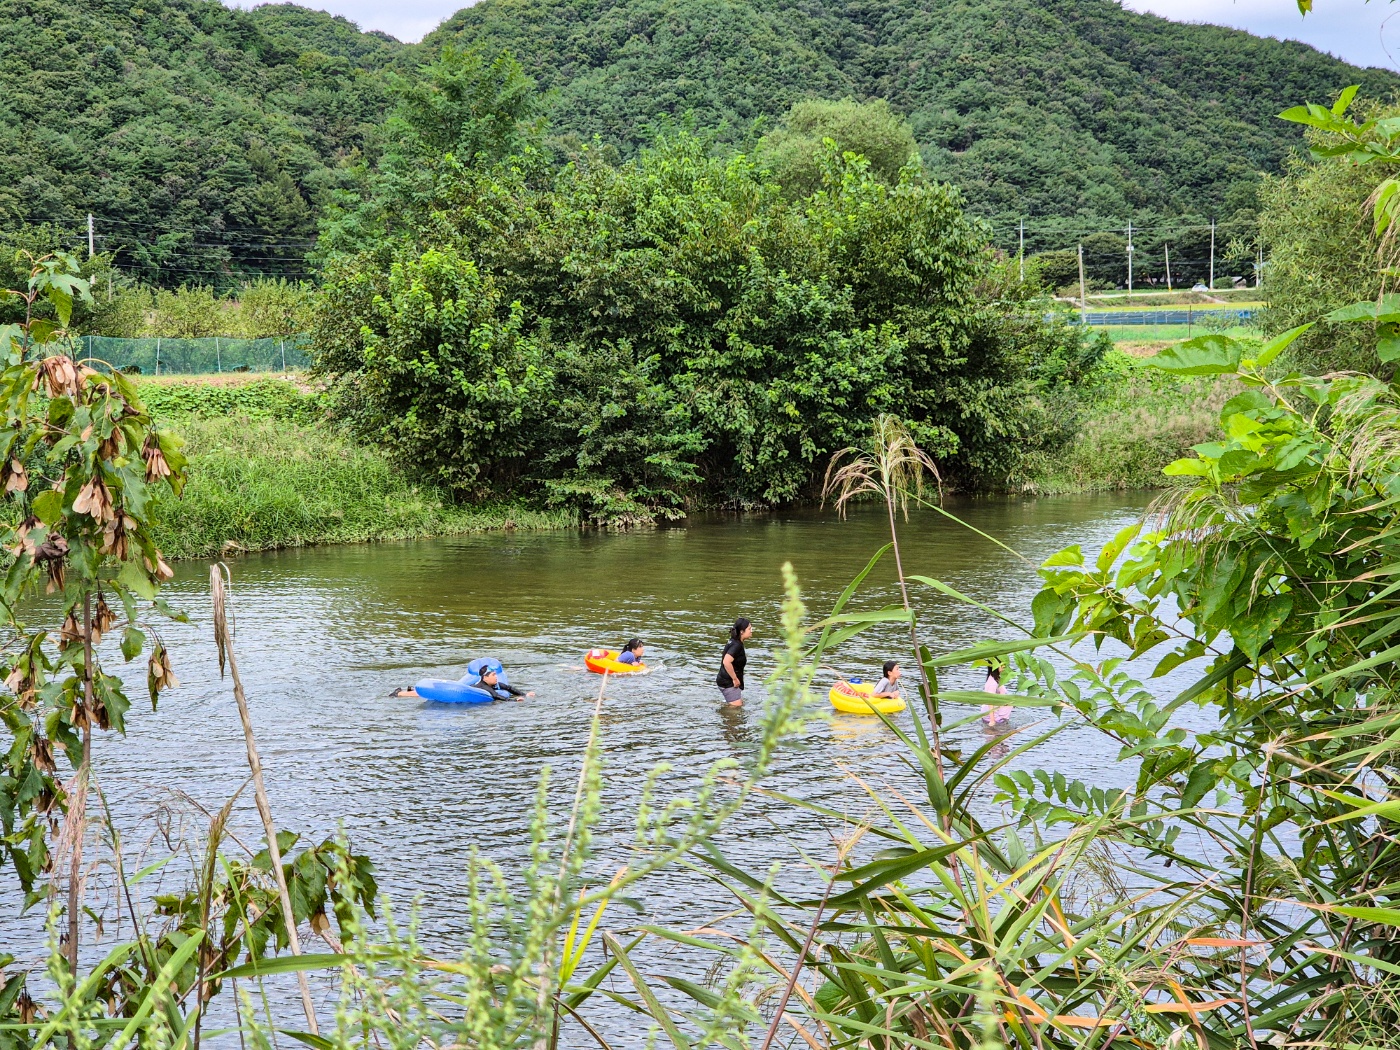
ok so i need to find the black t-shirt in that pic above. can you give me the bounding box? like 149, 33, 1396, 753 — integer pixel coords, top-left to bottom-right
716, 639, 746, 689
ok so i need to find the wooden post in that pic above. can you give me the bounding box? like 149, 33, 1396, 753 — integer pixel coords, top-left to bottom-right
1078, 243, 1087, 326
87, 214, 94, 260
1165, 242, 1172, 292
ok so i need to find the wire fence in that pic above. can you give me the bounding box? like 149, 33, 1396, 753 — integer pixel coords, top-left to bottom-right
78, 335, 311, 374
1082, 308, 1259, 326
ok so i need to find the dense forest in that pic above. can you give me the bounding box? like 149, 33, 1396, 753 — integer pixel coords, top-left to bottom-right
0, 0, 402, 285
436, 0, 1397, 245
1, 0, 1395, 287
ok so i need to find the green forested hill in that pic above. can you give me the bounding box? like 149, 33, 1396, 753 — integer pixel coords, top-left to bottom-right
0, 0, 402, 284
432, 0, 1398, 245
4, 0, 1395, 286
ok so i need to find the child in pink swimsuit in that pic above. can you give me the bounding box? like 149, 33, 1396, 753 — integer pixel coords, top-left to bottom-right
982, 665, 1011, 726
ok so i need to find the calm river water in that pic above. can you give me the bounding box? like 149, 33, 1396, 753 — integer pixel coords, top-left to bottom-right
4, 493, 1208, 1042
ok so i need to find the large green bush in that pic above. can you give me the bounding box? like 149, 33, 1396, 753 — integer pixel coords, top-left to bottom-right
315, 113, 1099, 517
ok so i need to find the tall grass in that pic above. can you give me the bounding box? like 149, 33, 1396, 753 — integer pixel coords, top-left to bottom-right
152, 416, 573, 559
1025, 354, 1233, 493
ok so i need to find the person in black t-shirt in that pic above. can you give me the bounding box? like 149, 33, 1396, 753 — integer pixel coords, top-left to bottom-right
716, 617, 753, 707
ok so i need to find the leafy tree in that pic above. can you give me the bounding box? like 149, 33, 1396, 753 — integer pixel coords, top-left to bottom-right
238, 277, 314, 338
755, 98, 919, 197
1259, 100, 1391, 372
0, 0, 402, 288
150, 286, 224, 338
318, 46, 545, 257
315, 125, 1101, 514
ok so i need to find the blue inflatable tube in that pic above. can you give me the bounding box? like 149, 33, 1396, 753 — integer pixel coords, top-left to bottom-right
414, 678, 496, 705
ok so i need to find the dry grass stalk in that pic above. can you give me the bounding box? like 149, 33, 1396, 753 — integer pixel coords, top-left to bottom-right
823, 415, 944, 762
210, 562, 320, 1036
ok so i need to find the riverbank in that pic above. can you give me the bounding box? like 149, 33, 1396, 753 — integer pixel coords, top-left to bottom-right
142, 360, 1215, 557
1019, 361, 1227, 493
145, 383, 574, 559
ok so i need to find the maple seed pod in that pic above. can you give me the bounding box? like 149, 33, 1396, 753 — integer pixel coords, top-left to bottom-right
2, 458, 27, 493
9, 515, 39, 559
148, 642, 179, 697
92, 596, 117, 644
144, 553, 174, 582
142, 434, 171, 483
31, 735, 54, 774
59, 612, 83, 648
39, 355, 80, 399
73, 475, 114, 524
100, 513, 134, 560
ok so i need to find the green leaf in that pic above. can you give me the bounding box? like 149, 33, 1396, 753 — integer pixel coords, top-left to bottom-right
1162, 458, 1212, 478
1251, 323, 1314, 369
216, 952, 350, 980
1326, 294, 1400, 324
1379, 336, 1400, 363
1151, 335, 1242, 375
824, 839, 973, 908
120, 627, 145, 662
1180, 760, 1218, 809
1096, 523, 1141, 572
1331, 906, 1400, 927
118, 559, 157, 600
602, 933, 692, 1050
279, 1032, 337, 1050
1042, 544, 1083, 568
1333, 84, 1360, 116
30, 490, 62, 527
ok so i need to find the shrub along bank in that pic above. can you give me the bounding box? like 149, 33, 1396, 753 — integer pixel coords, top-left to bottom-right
141, 378, 572, 559
140, 355, 1221, 562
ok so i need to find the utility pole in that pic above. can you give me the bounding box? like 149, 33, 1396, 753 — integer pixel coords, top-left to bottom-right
1165, 242, 1172, 292
1209, 219, 1216, 290
1078, 243, 1087, 326
1256, 246, 1263, 288
87, 214, 94, 260
1018, 218, 1025, 282
1126, 219, 1134, 294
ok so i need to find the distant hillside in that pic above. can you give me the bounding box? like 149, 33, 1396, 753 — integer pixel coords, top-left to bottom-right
0, 0, 402, 285
432, 0, 1399, 246
4, 0, 1395, 286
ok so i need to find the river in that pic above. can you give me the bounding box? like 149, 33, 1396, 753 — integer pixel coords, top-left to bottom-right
3, 493, 1207, 1043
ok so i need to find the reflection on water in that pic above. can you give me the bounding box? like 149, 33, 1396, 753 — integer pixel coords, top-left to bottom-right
2, 493, 1212, 1040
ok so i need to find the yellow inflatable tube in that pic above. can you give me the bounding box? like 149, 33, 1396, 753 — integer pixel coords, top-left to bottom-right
585, 648, 648, 675
829, 681, 906, 715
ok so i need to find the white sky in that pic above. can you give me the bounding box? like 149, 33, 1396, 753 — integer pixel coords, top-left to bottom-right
229, 0, 1397, 69
1121, 0, 1397, 69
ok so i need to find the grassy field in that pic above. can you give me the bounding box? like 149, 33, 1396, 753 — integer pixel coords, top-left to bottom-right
141, 379, 574, 560
1093, 323, 1259, 343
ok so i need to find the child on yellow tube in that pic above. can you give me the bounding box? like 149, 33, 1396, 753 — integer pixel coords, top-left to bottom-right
872, 660, 902, 699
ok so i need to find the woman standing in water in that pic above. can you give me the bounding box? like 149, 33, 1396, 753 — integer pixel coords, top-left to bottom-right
716, 617, 752, 707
